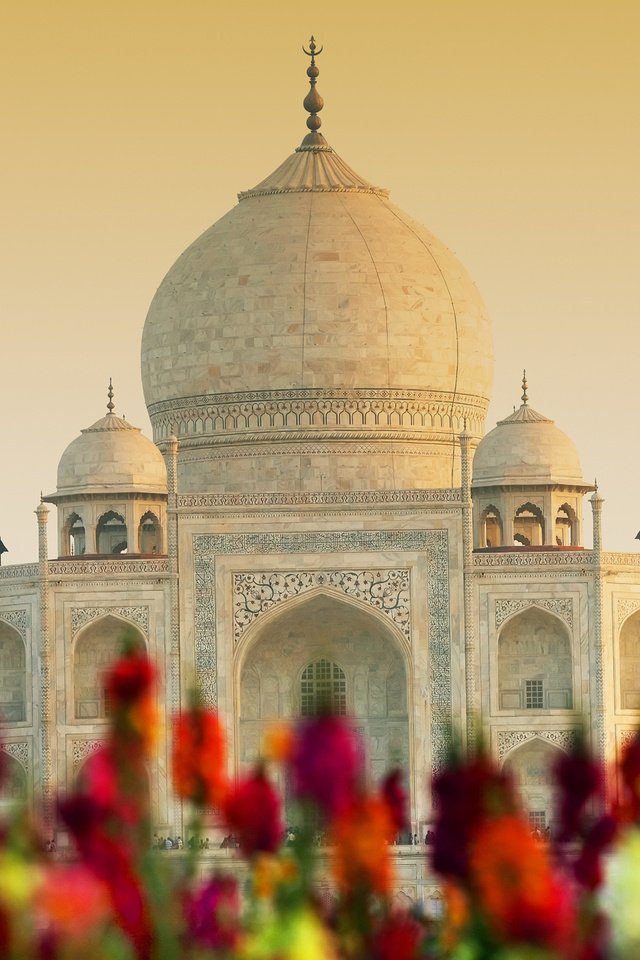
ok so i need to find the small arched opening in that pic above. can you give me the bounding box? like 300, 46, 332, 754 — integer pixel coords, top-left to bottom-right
555, 504, 577, 547
73, 616, 146, 720
481, 505, 503, 548
513, 503, 544, 546
497, 606, 573, 711
138, 511, 162, 555
96, 511, 128, 554
64, 512, 86, 556
0, 620, 26, 723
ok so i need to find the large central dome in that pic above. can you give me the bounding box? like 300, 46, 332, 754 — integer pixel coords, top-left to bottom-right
141, 54, 493, 494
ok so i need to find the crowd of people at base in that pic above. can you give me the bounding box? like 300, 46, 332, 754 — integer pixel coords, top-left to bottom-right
151, 829, 441, 851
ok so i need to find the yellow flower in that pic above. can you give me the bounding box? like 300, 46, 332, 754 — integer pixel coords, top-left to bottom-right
0, 851, 42, 911
240, 908, 339, 960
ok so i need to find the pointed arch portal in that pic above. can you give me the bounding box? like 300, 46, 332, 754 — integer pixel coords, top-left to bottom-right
237, 592, 410, 793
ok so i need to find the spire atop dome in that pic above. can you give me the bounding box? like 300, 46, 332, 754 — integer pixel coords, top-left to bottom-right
521, 369, 528, 406
301, 36, 325, 148
107, 378, 115, 415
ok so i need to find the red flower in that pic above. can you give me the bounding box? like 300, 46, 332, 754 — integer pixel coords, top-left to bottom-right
371, 911, 423, 960
224, 769, 283, 857
106, 649, 153, 705
59, 795, 154, 960
381, 769, 408, 836
291, 715, 362, 818
172, 708, 227, 807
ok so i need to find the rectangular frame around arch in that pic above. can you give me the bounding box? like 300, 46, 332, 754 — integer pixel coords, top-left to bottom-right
192, 528, 452, 771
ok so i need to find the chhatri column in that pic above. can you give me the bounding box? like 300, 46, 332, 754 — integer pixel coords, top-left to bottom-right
35, 500, 55, 831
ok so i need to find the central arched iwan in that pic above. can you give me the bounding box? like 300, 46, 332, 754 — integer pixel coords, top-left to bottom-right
236, 591, 410, 791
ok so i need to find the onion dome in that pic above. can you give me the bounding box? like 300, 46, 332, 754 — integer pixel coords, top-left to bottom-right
472, 373, 587, 488
141, 40, 494, 493
53, 382, 167, 497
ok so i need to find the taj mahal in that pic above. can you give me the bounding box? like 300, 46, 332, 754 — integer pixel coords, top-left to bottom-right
1, 41, 639, 899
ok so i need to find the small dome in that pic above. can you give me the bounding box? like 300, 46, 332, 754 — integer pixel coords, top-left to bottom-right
473, 396, 585, 489
56, 408, 167, 497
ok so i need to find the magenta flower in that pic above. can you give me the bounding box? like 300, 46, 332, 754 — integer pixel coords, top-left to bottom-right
182, 876, 240, 951
291, 715, 362, 818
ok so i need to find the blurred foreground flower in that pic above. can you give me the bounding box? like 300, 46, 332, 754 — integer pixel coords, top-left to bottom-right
291, 714, 362, 819
172, 706, 227, 807
224, 769, 284, 858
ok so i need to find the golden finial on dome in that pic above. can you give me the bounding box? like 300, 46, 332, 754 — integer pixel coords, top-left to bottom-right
301, 36, 325, 146
521, 369, 528, 406
107, 378, 115, 414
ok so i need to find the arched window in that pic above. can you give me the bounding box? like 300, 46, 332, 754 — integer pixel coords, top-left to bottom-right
498, 607, 572, 710
620, 611, 640, 709
96, 511, 127, 554
0, 621, 26, 722
555, 504, 576, 546
138, 511, 161, 554
513, 503, 544, 546
74, 617, 145, 719
301, 659, 347, 716
481, 505, 503, 547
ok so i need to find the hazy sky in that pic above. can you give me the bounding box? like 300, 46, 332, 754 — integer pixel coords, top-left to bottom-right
1, 0, 639, 563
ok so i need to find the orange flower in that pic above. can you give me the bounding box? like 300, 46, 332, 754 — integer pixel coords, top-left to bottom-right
330, 795, 395, 896
469, 815, 574, 949
440, 881, 469, 951
172, 708, 227, 807
261, 723, 295, 764
36, 864, 111, 938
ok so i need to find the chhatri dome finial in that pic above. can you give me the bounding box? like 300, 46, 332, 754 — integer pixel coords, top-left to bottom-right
107, 378, 115, 415
521, 369, 528, 406
301, 36, 325, 147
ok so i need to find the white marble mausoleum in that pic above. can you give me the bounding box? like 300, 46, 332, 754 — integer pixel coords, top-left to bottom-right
2, 44, 639, 902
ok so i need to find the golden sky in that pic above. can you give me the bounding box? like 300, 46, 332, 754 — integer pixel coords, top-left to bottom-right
1, 0, 639, 561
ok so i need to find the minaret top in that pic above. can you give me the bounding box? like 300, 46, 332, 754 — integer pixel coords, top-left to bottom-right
300, 36, 327, 149
107, 378, 115, 415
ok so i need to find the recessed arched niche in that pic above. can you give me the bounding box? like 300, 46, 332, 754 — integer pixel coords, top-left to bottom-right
497, 607, 573, 711
503, 738, 564, 832
237, 591, 410, 791
0, 620, 26, 723
620, 610, 640, 709
73, 616, 146, 720
0, 753, 28, 812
